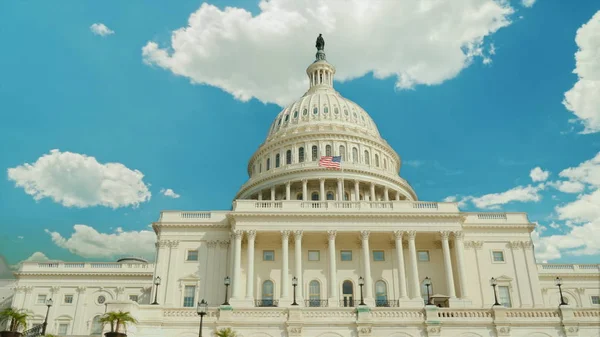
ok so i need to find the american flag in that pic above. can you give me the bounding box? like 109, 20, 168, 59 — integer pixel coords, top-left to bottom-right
319, 156, 342, 169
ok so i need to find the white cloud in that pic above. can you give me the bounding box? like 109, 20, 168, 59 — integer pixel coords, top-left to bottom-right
90, 23, 115, 36
470, 184, 544, 209
7, 149, 151, 209
558, 152, 600, 187
25, 252, 50, 262
555, 189, 600, 224
442, 195, 471, 208
533, 219, 600, 262
404, 160, 424, 168
562, 11, 600, 134
45, 225, 156, 260
548, 180, 585, 193
160, 188, 180, 198
17, 236, 24, 240
521, 0, 536, 8
142, 0, 514, 106
530, 166, 550, 182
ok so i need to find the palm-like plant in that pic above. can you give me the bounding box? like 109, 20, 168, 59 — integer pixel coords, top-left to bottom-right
0, 307, 30, 332
99, 311, 137, 333
216, 328, 237, 337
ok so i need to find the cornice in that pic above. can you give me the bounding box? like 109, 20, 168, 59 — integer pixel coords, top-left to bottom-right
462, 223, 536, 230
15, 272, 154, 277
154, 222, 230, 228
228, 212, 462, 220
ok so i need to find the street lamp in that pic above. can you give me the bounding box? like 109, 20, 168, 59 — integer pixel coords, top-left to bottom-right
41, 298, 53, 335
223, 276, 231, 305
292, 277, 298, 305
424, 277, 432, 306
151, 276, 161, 305
358, 277, 366, 306
490, 277, 501, 306
196, 299, 208, 337
555, 277, 567, 306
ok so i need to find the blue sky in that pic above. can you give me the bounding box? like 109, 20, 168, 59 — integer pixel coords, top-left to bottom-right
0, 0, 599, 266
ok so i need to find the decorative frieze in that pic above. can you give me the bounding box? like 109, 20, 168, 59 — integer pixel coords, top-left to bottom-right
393, 230, 403, 241
246, 230, 256, 240
406, 230, 417, 240
360, 230, 370, 241
294, 230, 303, 240
327, 230, 337, 241
50, 286, 61, 294
207, 240, 218, 248
464, 241, 483, 249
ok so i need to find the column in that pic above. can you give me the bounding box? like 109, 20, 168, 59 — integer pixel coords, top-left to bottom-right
370, 183, 376, 201
72, 287, 87, 334
327, 230, 338, 305
395, 191, 401, 201
286, 182, 291, 200
384, 187, 389, 201
245, 230, 256, 300
165, 240, 180, 305
509, 241, 531, 307
115, 287, 125, 300
393, 231, 408, 299
453, 231, 468, 299
294, 231, 303, 304
360, 231, 373, 300
522, 241, 544, 307
204, 241, 216, 298
319, 179, 326, 201
302, 179, 308, 201
258, 191, 263, 200
337, 178, 343, 201
440, 231, 456, 298
271, 186, 276, 201
407, 231, 421, 299
228, 234, 234, 282
232, 230, 243, 299
281, 231, 291, 299
154, 240, 169, 304
354, 180, 360, 201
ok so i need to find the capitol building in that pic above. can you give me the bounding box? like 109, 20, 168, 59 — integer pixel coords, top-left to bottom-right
7, 39, 600, 337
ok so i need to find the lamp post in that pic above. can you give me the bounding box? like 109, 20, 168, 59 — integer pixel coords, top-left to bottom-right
424, 277, 432, 306
41, 298, 53, 335
358, 277, 366, 306
223, 276, 231, 305
490, 277, 501, 306
196, 299, 208, 337
555, 277, 567, 306
292, 276, 298, 306
151, 276, 161, 305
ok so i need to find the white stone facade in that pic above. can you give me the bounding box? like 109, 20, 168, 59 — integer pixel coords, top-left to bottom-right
8, 42, 600, 337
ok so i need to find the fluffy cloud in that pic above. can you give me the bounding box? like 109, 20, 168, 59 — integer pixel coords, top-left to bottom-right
558, 152, 600, 187
90, 23, 115, 36
470, 184, 544, 209
562, 11, 600, 133
24, 252, 50, 262
7, 149, 151, 208
143, 0, 514, 106
160, 188, 180, 198
548, 180, 585, 193
530, 166, 550, 182
521, 0, 536, 7
45, 225, 156, 260
442, 195, 470, 208
533, 219, 600, 262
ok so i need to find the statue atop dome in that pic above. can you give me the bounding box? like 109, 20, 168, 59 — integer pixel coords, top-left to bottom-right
316, 34, 325, 51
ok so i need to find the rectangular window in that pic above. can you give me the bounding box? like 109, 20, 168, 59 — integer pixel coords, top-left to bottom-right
63, 294, 73, 304
417, 250, 430, 262
373, 250, 385, 261
308, 250, 320, 261
36, 294, 47, 304
129, 295, 139, 303
263, 250, 275, 261
492, 251, 505, 262
498, 286, 512, 307
183, 285, 196, 307
340, 250, 352, 261
58, 323, 68, 335
187, 250, 199, 261
591, 295, 600, 305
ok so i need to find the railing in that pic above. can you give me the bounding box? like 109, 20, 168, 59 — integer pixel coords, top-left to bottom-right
181, 212, 211, 219
477, 213, 507, 220
437, 309, 493, 318
255, 299, 279, 307
537, 264, 600, 273
339, 299, 357, 307
305, 299, 328, 307
23, 323, 44, 337
233, 200, 462, 214
20, 262, 155, 273
375, 299, 399, 307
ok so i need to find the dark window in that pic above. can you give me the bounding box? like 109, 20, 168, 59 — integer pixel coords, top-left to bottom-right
312, 146, 318, 161
266, 158, 270, 171
275, 154, 280, 168
311, 192, 319, 201
286, 150, 292, 164
326, 145, 332, 156
299, 147, 305, 163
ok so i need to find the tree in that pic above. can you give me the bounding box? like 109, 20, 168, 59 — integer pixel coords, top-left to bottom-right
0, 308, 30, 332
216, 328, 237, 337
99, 311, 137, 333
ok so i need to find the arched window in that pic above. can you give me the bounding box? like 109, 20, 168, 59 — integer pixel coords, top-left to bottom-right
266, 158, 271, 171
342, 280, 354, 307
262, 280, 274, 306
296, 193, 303, 200
326, 145, 332, 157
364, 150, 370, 165
352, 147, 358, 163
293, 110, 298, 118
303, 108, 308, 116
312, 146, 318, 161
299, 147, 305, 163
309, 280, 321, 307
384, 158, 387, 169
324, 106, 329, 114
375, 281, 388, 307
339, 145, 345, 161
311, 192, 319, 201
326, 192, 334, 200
360, 194, 364, 200
375, 154, 380, 167
284, 115, 289, 122
286, 150, 292, 164
313, 107, 318, 115
259, 163, 262, 173
344, 193, 349, 201
91, 315, 103, 335
275, 154, 280, 168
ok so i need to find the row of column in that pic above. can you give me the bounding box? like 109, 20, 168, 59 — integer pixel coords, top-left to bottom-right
258, 179, 403, 202
230, 230, 469, 303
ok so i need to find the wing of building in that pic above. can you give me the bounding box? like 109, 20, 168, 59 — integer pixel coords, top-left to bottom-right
10, 38, 600, 337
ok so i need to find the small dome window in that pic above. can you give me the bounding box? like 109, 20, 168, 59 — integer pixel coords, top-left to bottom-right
344, 109, 349, 116
275, 154, 280, 168
293, 110, 298, 118
361, 115, 365, 121
334, 107, 339, 114
266, 158, 271, 171
296, 193, 303, 200
303, 108, 308, 116
326, 192, 334, 200
278, 118, 282, 125
299, 147, 305, 163
285, 115, 289, 122
353, 112, 357, 118
311, 192, 319, 201
312, 146, 318, 161
313, 107, 318, 115
326, 145, 332, 156
286, 150, 292, 165
324, 106, 329, 114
